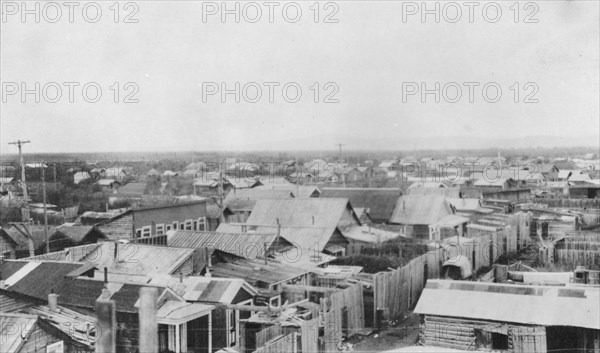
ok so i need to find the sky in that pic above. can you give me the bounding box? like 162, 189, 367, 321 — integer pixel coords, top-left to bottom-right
1, 0, 599, 153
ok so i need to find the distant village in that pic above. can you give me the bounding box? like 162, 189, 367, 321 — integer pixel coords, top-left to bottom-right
0, 150, 599, 353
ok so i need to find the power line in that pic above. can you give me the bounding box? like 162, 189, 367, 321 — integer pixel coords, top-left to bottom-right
335, 143, 345, 163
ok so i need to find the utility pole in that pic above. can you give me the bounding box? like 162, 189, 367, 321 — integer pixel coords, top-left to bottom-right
41, 161, 49, 253
8, 140, 31, 201
335, 143, 345, 163
218, 160, 225, 223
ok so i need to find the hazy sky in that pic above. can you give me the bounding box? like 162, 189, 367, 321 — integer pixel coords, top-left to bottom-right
1, 0, 599, 153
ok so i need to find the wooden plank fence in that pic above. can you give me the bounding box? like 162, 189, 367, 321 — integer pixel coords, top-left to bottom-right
253, 332, 297, 353
255, 324, 283, 349
300, 319, 319, 353
373, 213, 531, 325
535, 198, 600, 209
329, 284, 364, 337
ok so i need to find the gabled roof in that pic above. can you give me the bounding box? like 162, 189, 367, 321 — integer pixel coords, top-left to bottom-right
52, 225, 97, 243
246, 198, 359, 229
414, 279, 600, 329
321, 188, 401, 222
167, 230, 287, 260
568, 171, 592, 182
3, 224, 57, 249
390, 195, 454, 225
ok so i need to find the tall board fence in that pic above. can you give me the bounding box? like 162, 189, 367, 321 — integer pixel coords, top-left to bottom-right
535, 198, 600, 209
372, 213, 531, 324
373, 249, 443, 324
253, 332, 297, 353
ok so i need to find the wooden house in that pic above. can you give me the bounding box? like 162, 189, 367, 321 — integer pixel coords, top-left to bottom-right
46, 225, 106, 252
390, 195, 467, 239
415, 279, 600, 353
243, 198, 361, 255
96, 200, 208, 243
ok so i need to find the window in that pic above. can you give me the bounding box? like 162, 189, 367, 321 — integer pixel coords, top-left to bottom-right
491, 333, 509, 350
136, 229, 142, 238
156, 224, 165, 235
179, 222, 185, 230
142, 226, 151, 237
197, 217, 207, 231
165, 224, 172, 232
269, 296, 280, 308
172, 221, 178, 230
185, 219, 193, 230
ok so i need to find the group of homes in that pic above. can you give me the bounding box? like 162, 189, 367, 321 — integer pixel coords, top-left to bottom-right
0, 155, 599, 353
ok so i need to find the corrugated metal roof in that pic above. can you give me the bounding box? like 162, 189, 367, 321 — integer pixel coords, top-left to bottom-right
414, 279, 600, 329
167, 230, 279, 260
390, 195, 454, 225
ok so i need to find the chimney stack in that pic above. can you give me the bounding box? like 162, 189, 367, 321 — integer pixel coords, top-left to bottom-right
113, 242, 118, 261
104, 267, 108, 287
48, 289, 58, 311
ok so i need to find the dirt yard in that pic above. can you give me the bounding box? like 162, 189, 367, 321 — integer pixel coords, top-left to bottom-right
343, 312, 421, 352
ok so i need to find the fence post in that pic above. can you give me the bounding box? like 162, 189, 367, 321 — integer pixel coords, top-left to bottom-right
95, 290, 116, 353
139, 287, 158, 353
